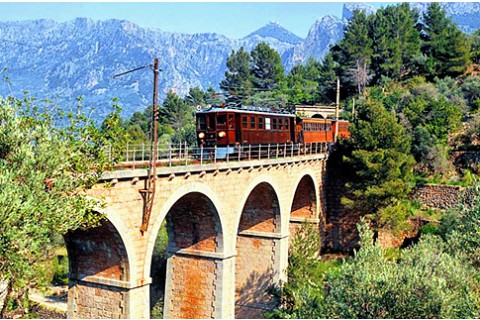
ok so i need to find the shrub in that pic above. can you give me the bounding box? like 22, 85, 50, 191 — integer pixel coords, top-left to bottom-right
321, 221, 480, 319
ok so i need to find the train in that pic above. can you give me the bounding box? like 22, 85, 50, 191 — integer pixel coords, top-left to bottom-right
195, 105, 349, 150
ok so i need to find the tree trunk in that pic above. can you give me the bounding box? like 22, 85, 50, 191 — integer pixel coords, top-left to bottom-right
0, 278, 10, 316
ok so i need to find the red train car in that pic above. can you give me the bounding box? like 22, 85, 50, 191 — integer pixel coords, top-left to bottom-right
195, 105, 349, 148
334, 120, 350, 139
196, 106, 295, 147
295, 117, 334, 144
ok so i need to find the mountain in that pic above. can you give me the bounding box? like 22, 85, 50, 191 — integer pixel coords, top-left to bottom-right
244, 21, 303, 45
0, 2, 479, 121
285, 15, 344, 70
0, 18, 304, 120
342, 2, 377, 20
410, 2, 480, 33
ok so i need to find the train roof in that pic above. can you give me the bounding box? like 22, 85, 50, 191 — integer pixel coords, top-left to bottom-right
296, 116, 349, 122
196, 105, 295, 117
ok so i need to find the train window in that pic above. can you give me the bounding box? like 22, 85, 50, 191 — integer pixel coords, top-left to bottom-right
285, 119, 289, 130
273, 118, 277, 130
197, 116, 206, 130
258, 117, 264, 129
208, 114, 215, 129
217, 114, 226, 125
250, 116, 256, 129
228, 114, 234, 129
265, 117, 271, 130
242, 116, 248, 128
279, 118, 284, 130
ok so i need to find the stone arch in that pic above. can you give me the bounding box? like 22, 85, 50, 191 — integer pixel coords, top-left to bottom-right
65, 212, 130, 319
166, 192, 223, 253
145, 182, 225, 278
65, 218, 130, 281
288, 172, 322, 273
290, 174, 319, 219
148, 184, 225, 319
235, 181, 282, 319
234, 175, 284, 235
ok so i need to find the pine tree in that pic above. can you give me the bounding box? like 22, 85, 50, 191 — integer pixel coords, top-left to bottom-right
250, 42, 285, 90
370, 3, 420, 82
159, 91, 196, 144
421, 3, 471, 78
470, 30, 480, 65
336, 9, 374, 95
219, 47, 252, 105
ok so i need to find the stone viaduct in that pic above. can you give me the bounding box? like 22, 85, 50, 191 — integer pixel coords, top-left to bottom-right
65, 152, 328, 319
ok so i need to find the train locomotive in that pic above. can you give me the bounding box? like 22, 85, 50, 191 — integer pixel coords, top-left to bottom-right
195, 105, 349, 151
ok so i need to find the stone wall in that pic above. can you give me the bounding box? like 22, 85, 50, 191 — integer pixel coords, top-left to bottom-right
409, 184, 464, 210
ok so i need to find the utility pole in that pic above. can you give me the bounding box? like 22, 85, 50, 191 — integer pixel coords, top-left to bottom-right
140, 58, 159, 233
113, 58, 160, 233
334, 78, 340, 142
352, 97, 356, 122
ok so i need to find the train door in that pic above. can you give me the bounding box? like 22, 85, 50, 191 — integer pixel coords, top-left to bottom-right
227, 113, 235, 144
289, 117, 296, 143
235, 113, 242, 143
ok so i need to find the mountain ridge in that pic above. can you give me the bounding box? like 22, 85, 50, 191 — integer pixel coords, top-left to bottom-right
0, 2, 479, 120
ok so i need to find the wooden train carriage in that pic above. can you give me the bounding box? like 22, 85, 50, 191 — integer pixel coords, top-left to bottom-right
295, 117, 334, 143
333, 120, 350, 139
196, 107, 295, 147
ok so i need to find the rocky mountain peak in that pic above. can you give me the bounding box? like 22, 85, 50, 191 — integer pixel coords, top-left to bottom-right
342, 2, 377, 20
244, 21, 303, 45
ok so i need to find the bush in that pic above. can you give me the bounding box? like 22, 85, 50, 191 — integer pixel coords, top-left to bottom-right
267, 222, 340, 319
321, 221, 480, 319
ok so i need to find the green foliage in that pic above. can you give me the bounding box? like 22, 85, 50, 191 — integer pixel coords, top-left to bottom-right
220, 47, 253, 105
150, 222, 169, 319
460, 76, 480, 112
470, 29, 480, 64
323, 227, 480, 318
444, 181, 480, 268
267, 222, 340, 319
283, 55, 338, 105
336, 9, 373, 94
51, 255, 69, 286
100, 99, 128, 164
250, 42, 285, 91
421, 3, 471, 79
311, 218, 480, 319
369, 3, 420, 82
372, 200, 414, 235
0, 95, 111, 315
342, 96, 415, 222
159, 91, 196, 145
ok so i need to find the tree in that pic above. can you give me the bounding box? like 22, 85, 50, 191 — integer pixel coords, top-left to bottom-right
335, 9, 374, 95
369, 3, 421, 82
0, 96, 115, 316
284, 62, 318, 105
250, 42, 285, 91
316, 53, 339, 103
220, 47, 252, 105
321, 221, 480, 319
469, 29, 480, 65
341, 95, 415, 229
185, 86, 209, 107
421, 3, 471, 79
159, 91, 196, 144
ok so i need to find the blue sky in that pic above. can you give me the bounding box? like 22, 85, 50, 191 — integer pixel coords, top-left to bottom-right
0, 2, 390, 38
